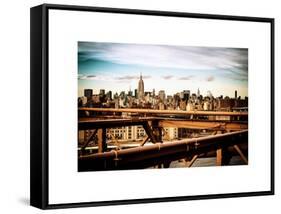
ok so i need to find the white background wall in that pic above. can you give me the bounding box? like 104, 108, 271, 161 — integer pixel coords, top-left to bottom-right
0, 0, 280, 213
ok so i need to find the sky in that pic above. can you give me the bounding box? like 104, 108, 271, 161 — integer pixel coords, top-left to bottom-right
78, 42, 248, 98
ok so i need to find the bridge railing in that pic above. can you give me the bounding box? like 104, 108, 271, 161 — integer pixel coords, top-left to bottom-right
78, 130, 248, 171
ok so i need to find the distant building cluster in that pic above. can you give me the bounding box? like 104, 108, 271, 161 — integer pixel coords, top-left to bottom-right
79, 125, 179, 145
78, 74, 248, 112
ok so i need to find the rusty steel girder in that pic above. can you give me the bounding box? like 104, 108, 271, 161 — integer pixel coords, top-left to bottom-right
78, 130, 248, 171
79, 107, 248, 116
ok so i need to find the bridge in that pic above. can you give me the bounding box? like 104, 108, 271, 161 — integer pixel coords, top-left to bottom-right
78, 108, 248, 171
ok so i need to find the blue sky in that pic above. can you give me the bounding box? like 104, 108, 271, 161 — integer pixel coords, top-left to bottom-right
78, 42, 248, 98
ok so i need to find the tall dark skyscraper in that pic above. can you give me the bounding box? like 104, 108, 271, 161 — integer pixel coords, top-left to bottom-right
183, 90, 190, 101
84, 89, 93, 99
235, 90, 237, 99
106, 91, 112, 100
100, 89, 105, 96
138, 73, 144, 99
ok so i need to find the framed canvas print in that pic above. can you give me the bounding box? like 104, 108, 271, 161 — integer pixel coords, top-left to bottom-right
30, 4, 275, 209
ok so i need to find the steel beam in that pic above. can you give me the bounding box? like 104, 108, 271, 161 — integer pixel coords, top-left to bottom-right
78, 118, 156, 130
159, 120, 247, 131
78, 130, 248, 171
78, 118, 247, 131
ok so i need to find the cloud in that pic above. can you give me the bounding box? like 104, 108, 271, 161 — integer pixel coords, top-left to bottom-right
116, 75, 138, 80
116, 75, 151, 80
178, 75, 193, 80
78, 74, 112, 81
79, 43, 247, 69
86, 75, 96, 78
229, 75, 248, 82
78, 42, 248, 82
206, 76, 215, 82
78, 74, 153, 82
162, 75, 173, 80
78, 74, 96, 80
223, 68, 248, 82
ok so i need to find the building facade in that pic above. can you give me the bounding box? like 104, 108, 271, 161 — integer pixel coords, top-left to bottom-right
137, 73, 144, 100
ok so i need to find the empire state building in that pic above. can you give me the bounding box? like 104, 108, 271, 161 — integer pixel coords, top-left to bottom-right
138, 73, 144, 99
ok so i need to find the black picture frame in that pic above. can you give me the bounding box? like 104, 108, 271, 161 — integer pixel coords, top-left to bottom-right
30, 3, 275, 209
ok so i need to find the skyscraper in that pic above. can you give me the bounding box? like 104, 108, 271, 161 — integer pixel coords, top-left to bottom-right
159, 90, 166, 101
183, 90, 190, 101
138, 73, 144, 99
84, 89, 93, 99
106, 91, 112, 100
99, 89, 105, 96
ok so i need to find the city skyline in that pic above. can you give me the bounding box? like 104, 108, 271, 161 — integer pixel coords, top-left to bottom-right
80, 85, 244, 99
79, 73, 248, 112
78, 42, 248, 98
